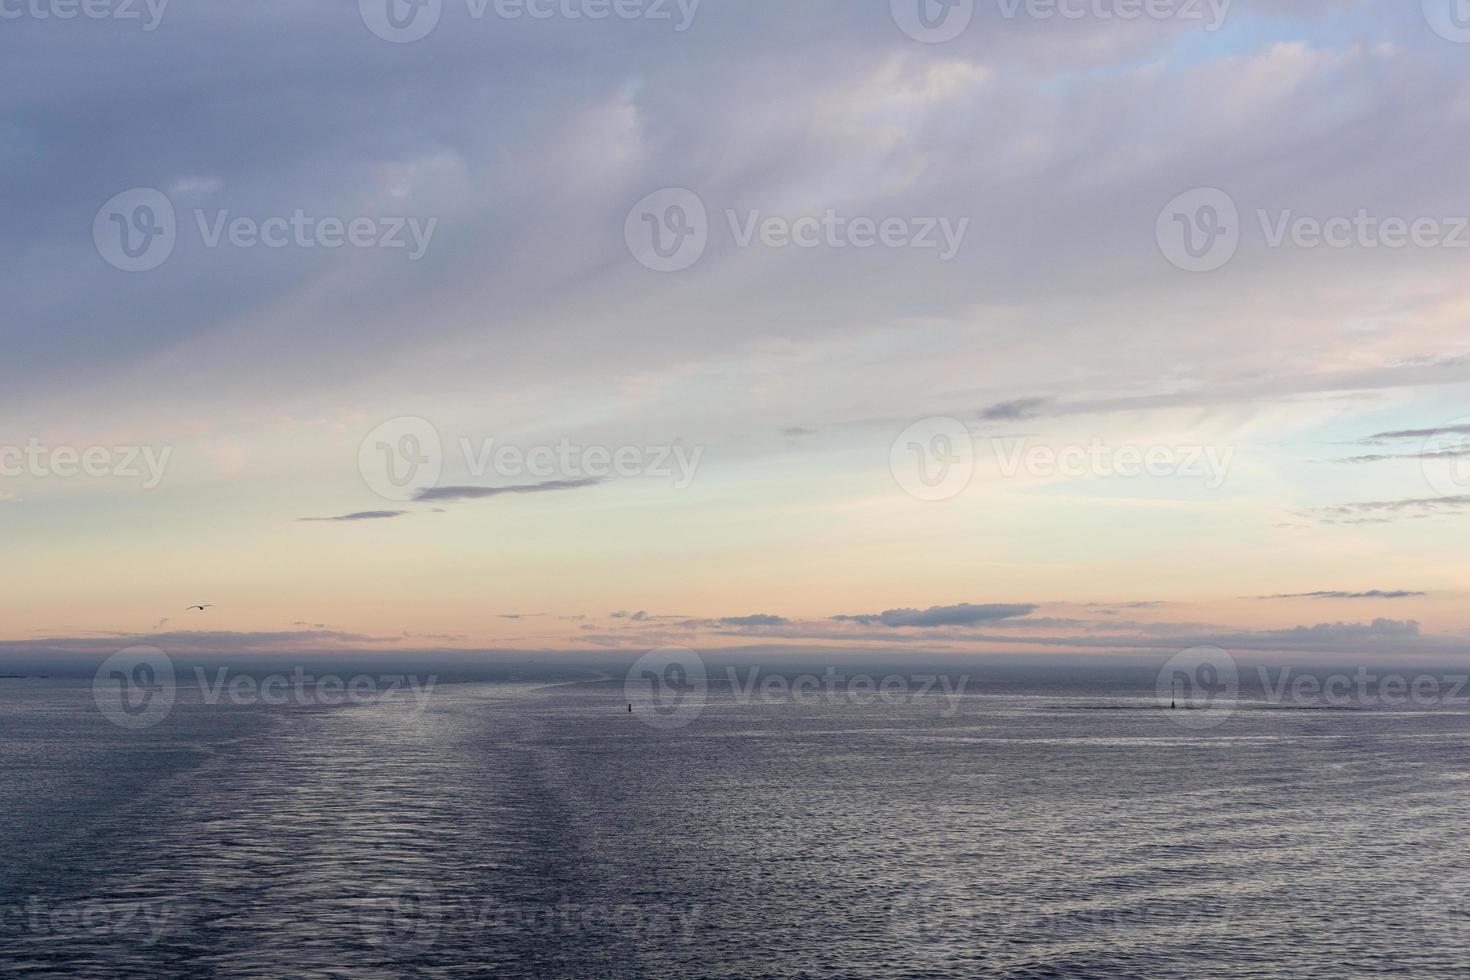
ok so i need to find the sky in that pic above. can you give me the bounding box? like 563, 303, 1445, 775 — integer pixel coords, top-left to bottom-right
3, 0, 1470, 662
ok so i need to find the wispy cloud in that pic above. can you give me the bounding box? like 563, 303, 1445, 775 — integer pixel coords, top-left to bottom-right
611, 610, 650, 621
1320, 495, 1470, 523
1256, 590, 1427, 600
299, 511, 408, 523
719, 614, 790, 627
1331, 449, 1470, 464
1362, 424, 1470, 442
414, 479, 604, 503
834, 603, 1037, 628
979, 398, 1051, 422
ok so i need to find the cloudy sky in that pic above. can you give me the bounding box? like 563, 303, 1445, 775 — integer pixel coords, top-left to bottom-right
4, 0, 1470, 660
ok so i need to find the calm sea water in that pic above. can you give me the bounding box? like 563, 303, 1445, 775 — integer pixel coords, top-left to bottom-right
2, 671, 1468, 978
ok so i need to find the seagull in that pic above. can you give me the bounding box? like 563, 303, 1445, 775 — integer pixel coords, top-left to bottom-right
186, 604, 213, 611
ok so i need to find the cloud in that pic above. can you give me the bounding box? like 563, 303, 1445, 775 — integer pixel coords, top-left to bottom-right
1257, 590, 1427, 600
978, 398, 1051, 422
298, 511, 408, 523
780, 427, 816, 437
1332, 449, 1470, 464
718, 614, 791, 627
610, 610, 650, 621
1234, 618, 1421, 643
1319, 495, 1470, 523
413, 478, 604, 503
1363, 424, 1470, 442
834, 603, 1038, 628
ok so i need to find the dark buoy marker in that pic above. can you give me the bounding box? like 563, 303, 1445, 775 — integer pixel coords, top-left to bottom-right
628, 703, 633, 713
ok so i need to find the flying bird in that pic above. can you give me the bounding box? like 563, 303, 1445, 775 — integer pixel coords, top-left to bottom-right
186, 604, 213, 611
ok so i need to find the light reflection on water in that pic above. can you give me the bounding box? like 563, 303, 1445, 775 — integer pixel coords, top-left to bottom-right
1, 678, 1468, 978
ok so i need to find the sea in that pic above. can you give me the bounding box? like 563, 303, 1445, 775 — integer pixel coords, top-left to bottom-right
2, 659, 1468, 978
